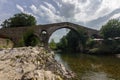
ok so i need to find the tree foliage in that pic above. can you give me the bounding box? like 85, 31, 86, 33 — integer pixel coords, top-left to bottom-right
49, 39, 57, 50
100, 19, 120, 39
1, 13, 36, 28
57, 36, 68, 51
56, 28, 88, 52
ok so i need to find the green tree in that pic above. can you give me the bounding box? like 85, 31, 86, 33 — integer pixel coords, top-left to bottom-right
77, 28, 88, 48
57, 36, 68, 50
65, 30, 79, 51
49, 39, 57, 50
1, 13, 36, 28
56, 28, 88, 52
98, 19, 120, 54
100, 19, 120, 39
66, 29, 88, 52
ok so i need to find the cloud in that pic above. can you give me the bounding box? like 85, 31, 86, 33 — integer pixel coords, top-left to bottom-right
44, 2, 56, 13
52, 0, 103, 22
1, 0, 120, 29
111, 13, 120, 19
16, 4, 24, 12
16, 4, 38, 23
29, 0, 113, 27
30, 5, 38, 14
30, 4, 63, 23
86, 8, 120, 29
55, 0, 120, 29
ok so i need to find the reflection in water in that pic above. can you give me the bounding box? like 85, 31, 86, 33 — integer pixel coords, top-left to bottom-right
81, 72, 113, 80
55, 53, 71, 70
55, 52, 120, 80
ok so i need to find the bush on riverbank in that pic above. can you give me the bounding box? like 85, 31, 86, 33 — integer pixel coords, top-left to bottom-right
88, 39, 120, 54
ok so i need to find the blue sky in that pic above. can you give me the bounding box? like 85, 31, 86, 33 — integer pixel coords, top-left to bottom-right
0, 0, 120, 42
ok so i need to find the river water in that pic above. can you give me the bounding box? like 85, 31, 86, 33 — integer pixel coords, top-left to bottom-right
55, 52, 120, 80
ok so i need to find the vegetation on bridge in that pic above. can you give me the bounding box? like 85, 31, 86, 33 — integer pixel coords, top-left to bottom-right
1, 13, 36, 28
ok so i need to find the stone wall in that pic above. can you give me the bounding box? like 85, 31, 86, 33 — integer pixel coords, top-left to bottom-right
0, 38, 13, 48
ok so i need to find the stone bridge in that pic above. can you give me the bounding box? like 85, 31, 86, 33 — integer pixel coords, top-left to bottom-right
0, 22, 98, 48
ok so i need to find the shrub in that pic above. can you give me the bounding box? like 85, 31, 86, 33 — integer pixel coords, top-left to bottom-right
23, 30, 40, 47
17, 29, 40, 47
86, 38, 96, 49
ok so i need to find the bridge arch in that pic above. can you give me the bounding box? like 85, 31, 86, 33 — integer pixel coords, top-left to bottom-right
0, 22, 98, 48
49, 28, 79, 40
48, 27, 86, 52
39, 24, 87, 50
47, 25, 81, 43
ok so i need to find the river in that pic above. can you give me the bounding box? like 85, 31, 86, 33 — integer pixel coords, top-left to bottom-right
55, 52, 120, 80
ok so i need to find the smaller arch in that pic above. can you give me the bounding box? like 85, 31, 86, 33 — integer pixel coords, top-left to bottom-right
41, 30, 47, 35
23, 33, 41, 47
40, 30, 48, 42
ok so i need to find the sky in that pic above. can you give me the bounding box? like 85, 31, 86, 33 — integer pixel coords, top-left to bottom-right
0, 0, 120, 42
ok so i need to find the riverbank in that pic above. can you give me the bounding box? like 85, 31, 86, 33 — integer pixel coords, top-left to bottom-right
0, 47, 74, 80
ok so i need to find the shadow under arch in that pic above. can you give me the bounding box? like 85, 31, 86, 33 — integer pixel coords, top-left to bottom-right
48, 26, 86, 52
23, 33, 41, 47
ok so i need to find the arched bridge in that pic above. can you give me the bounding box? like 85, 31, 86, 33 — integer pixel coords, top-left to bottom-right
0, 22, 98, 48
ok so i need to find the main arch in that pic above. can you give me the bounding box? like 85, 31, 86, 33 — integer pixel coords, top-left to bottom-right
37, 22, 98, 48
0, 22, 98, 49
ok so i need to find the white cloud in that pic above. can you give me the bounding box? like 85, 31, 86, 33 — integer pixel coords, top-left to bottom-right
44, 2, 56, 13
95, 0, 120, 18
16, 4, 24, 12
16, 4, 38, 23
30, 5, 38, 14
10, 0, 120, 29
110, 13, 120, 19
30, 3, 64, 23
